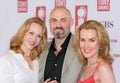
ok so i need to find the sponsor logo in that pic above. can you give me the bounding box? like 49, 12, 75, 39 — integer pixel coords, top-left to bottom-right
110, 39, 118, 43
97, 0, 110, 11
17, 0, 28, 13
75, 5, 88, 31
48, 37, 53, 42
100, 21, 113, 28
113, 54, 120, 57
55, 0, 66, 7
36, 6, 46, 21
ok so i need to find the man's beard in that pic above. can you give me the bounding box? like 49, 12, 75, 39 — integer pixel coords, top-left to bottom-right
53, 27, 65, 39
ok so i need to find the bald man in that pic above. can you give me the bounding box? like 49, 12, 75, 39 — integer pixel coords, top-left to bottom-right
39, 6, 82, 83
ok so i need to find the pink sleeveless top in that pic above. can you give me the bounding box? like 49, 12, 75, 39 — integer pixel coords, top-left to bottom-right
78, 61, 103, 83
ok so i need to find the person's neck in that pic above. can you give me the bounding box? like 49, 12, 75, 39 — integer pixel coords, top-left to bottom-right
55, 36, 66, 48
87, 57, 99, 66
53, 39, 63, 56
54, 39, 63, 52
21, 45, 30, 57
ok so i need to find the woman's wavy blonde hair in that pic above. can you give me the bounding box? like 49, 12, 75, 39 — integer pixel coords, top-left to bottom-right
10, 17, 47, 60
74, 20, 113, 65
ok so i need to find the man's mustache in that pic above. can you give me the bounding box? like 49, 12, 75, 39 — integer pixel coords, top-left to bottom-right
54, 27, 63, 30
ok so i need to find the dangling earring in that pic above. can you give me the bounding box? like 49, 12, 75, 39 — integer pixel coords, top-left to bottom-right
99, 47, 102, 51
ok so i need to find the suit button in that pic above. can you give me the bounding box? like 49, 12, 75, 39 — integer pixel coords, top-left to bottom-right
54, 77, 57, 80
55, 64, 57, 67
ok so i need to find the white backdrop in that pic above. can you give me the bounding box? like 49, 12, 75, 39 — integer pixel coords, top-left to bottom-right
0, 0, 120, 82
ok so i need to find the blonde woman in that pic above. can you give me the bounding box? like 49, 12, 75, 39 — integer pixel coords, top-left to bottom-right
74, 20, 116, 83
0, 17, 47, 83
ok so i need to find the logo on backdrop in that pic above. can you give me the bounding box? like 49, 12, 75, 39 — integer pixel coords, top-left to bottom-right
36, 6, 46, 21
75, 5, 88, 31
97, 0, 110, 11
113, 54, 120, 57
55, 0, 66, 7
110, 39, 117, 43
100, 21, 113, 28
17, 0, 28, 13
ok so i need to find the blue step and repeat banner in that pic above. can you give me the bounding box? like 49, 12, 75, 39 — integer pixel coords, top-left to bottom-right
0, 0, 120, 82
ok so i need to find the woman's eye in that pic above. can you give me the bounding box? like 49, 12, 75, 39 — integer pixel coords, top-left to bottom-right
80, 39, 85, 42
38, 35, 42, 38
90, 39, 95, 42
29, 32, 33, 35
36, 34, 42, 39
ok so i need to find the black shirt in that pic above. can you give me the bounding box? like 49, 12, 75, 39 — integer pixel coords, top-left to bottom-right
44, 33, 72, 83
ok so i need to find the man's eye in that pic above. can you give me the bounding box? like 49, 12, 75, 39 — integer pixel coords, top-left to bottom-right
61, 19, 67, 22
50, 19, 57, 22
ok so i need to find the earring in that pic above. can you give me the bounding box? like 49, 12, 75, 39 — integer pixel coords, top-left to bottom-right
99, 47, 102, 50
